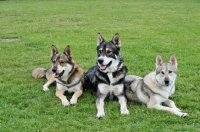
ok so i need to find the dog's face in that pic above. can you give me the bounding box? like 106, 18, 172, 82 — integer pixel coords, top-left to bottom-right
51, 45, 74, 78
96, 33, 123, 73
155, 55, 178, 86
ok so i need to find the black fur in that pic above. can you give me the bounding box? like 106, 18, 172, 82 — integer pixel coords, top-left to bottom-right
83, 65, 98, 93
84, 33, 127, 96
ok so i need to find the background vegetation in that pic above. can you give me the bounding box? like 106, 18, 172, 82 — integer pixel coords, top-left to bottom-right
0, 0, 199, 131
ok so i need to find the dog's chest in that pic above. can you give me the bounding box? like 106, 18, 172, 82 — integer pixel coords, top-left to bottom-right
98, 83, 124, 96
107, 72, 118, 84
96, 67, 126, 85
98, 72, 124, 95
55, 76, 81, 92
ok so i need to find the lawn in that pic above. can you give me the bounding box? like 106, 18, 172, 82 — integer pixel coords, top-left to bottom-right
0, 0, 200, 131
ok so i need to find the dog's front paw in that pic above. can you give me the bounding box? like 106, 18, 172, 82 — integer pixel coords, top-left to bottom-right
61, 99, 70, 106
70, 98, 77, 105
181, 113, 188, 118
121, 108, 129, 115
96, 111, 105, 118
43, 85, 49, 91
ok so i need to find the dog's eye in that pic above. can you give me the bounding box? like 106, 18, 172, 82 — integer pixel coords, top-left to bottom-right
169, 70, 172, 73
52, 60, 56, 64
60, 60, 64, 64
99, 50, 102, 54
106, 50, 112, 54
161, 71, 164, 74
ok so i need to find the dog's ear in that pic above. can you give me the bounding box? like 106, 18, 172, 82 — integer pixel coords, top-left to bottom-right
97, 32, 105, 46
156, 54, 163, 68
111, 33, 121, 48
51, 45, 58, 57
169, 55, 177, 68
64, 45, 73, 60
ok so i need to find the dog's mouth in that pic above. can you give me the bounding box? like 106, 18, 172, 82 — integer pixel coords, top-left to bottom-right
99, 61, 112, 70
55, 70, 65, 78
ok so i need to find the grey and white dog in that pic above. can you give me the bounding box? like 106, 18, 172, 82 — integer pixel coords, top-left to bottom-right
124, 55, 188, 117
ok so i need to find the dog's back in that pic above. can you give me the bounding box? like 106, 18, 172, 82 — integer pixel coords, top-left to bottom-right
124, 75, 148, 104
83, 65, 98, 92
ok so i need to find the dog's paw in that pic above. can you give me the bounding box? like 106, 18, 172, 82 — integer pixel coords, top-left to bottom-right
96, 112, 105, 118
70, 98, 77, 105
61, 99, 70, 106
43, 85, 49, 91
181, 113, 188, 118
121, 108, 130, 115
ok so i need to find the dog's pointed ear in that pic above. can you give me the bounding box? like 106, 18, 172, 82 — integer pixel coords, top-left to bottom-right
97, 32, 105, 46
64, 45, 73, 60
111, 33, 121, 48
169, 55, 177, 68
51, 45, 58, 57
156, 54, 163, 68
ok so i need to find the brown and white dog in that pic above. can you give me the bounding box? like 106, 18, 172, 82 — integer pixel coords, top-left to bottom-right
32, 45, 84, 106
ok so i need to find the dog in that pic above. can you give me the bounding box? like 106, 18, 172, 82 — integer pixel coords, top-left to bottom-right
32, 45, 84, 106
84, 33, 129, 118
124, 55, 188, 117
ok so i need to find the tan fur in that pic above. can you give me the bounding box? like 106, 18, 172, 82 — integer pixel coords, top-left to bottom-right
32, 45, 84, 107
70, 89, 83, 104
56, 89, 70, 106
32, 68, 46, 79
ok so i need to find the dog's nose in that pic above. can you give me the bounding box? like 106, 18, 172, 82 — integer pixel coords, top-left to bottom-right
98, 58, 104, 64
164, 78, 169, 84
52, 67, 57, 73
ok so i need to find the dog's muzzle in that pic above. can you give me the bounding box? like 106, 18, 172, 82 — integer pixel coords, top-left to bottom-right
52, 67, 65, 78
164, 78, 170, 85
52, 67, 57, 73
97, 59, 112, 70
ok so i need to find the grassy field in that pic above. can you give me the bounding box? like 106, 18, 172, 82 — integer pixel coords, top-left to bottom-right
0, 0, 200, 131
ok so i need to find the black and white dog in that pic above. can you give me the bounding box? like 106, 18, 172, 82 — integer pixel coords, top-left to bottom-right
84, 33, 129, 118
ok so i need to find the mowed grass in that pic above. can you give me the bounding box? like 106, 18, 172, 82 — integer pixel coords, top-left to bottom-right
0, 0, 200, 131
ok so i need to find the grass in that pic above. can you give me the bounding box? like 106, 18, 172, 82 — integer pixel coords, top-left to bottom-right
0, 0, 200, 131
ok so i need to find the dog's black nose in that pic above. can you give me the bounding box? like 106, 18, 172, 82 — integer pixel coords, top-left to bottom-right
98, 58, 104, 64
164, 78, 169, 84
52, 67, 57, 73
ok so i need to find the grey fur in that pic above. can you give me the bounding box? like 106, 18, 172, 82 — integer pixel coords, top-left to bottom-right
124, 55, 188, 118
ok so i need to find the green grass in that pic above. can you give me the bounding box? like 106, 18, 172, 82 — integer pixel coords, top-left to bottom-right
0, 0, 200, 131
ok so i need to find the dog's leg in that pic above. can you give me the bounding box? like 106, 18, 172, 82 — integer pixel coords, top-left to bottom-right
164, 99, 181, 111
117, 95, 129, 115
55, 88, 70, 106
147, 98, 188, 117
70, 89, 83, 105
43, 74, 55, 91
96, 94, 107, 118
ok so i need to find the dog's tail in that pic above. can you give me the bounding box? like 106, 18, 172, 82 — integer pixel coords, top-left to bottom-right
31, 67, 47, 79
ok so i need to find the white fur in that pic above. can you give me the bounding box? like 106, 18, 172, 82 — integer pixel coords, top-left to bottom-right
142, 71, 188, 117
55, 64, 82, 106
96, 73, 129, 118
98, 55, 122, 73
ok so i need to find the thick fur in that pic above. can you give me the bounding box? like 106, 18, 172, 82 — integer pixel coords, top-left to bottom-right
83, 65, 98, 93
124, 55, 188, 117
32, 45, 84, 106
32, 68, 53, 81
84, 33, 129, 118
